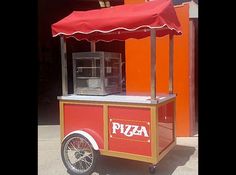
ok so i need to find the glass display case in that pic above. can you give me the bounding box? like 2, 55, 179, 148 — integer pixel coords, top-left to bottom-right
72, 52, 122, 95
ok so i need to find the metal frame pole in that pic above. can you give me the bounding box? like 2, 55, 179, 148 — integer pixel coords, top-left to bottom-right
90, 41, 96, 77
60, 36, 68, 95
169, 35, 174, 94
150, 29, 157, 102
90, 41, 96, 52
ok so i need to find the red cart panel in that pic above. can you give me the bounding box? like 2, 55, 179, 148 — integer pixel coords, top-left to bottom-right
108, 106, 151, 156
63, 104, 104, 149
158, 101, 174, 153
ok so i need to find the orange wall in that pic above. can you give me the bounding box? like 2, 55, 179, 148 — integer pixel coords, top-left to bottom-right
125, 0, 190, 136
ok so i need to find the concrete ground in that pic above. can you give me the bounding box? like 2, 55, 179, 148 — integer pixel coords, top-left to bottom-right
38, 125, 198, 175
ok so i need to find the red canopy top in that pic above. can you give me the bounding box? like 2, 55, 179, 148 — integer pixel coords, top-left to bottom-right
51, 0, 182, 42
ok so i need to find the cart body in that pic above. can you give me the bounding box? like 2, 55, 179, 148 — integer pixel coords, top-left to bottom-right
59, 94, 175, 165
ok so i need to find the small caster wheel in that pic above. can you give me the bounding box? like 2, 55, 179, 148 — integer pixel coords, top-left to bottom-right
149, 165, 156, 174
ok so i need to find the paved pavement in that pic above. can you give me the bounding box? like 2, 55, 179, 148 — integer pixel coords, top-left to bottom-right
38, 125, 198, 175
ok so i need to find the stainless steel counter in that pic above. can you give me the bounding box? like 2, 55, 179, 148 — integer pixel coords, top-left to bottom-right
58, 93, 176, 104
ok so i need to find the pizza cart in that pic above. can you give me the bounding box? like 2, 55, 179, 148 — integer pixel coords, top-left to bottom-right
51, 0, 182, 174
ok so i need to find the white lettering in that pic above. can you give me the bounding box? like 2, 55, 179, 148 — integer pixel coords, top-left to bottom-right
131, 125, 140, 136
120, 123, 124, 134
124, 125, 132, 137
139, 126, 149, 137
111, 122, 149, 138
112, 122, 120, 134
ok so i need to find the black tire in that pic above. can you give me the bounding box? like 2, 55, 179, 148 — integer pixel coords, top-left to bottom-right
149, 165, 156, 174
61, 133, 99, 175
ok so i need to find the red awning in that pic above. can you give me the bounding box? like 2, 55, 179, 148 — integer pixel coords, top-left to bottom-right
51, 0, 182, 42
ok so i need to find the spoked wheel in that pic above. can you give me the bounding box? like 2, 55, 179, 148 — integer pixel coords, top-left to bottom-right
61, 133, 99, 175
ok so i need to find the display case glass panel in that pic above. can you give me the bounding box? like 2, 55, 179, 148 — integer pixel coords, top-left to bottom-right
73, 52, 122, 95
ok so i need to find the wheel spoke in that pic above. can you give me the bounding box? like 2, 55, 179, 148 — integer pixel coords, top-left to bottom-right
76, 160, 84, 170
75, 138, 82, 149
80, 139, 86, 150
74, 151, 92, 163
69, 142, 76, 150
81, 158, 92, 169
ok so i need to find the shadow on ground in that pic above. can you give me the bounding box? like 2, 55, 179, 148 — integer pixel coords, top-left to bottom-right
92, 145, 196, 175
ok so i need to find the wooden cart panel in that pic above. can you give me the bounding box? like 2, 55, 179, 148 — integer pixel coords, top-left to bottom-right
108, 106, 151, 156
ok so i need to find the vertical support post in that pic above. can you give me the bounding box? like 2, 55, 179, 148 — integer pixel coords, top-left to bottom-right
60, 36, 68, 96
120, 60, 124, 93
91, 41, 96, 77
100, 52, 105, 92
72, 58, 76, 94
150, 29, 157, 102
91, 41, 96, 52
169, 35, 174, 94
